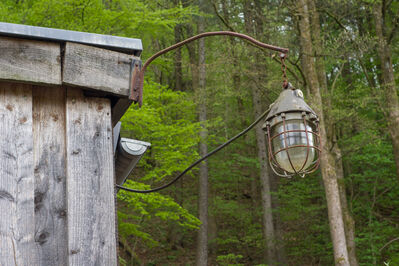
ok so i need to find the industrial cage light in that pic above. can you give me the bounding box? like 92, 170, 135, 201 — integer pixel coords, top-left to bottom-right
263, 84, 320, 177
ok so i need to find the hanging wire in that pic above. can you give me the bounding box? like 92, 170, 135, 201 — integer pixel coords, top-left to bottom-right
116, 105, 272, 193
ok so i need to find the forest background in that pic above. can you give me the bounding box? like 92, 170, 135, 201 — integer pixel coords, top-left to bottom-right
1, 0, 398, 265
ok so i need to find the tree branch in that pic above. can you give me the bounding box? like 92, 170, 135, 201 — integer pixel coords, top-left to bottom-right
322, 9, 347, 31
379, 237, 399, 252
331, 62, 346, 92
285, 57, 306, 87
211, 0, 236, 32
209, 0, 302, 86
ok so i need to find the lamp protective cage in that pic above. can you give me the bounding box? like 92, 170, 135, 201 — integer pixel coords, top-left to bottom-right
263, 88, 321, 177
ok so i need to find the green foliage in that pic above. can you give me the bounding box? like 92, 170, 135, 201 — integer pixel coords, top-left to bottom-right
121, 79, 201, 181
216, 253, 244, 266
0, 0, 196, 38
119, 256, 127, 266
341, 130, 399, 264
118, 181, 200, 245
277, 175, 333, 264
118, 80, 201, 251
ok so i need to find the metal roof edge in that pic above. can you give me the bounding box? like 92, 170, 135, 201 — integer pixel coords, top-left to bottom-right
0, 22, 142, 55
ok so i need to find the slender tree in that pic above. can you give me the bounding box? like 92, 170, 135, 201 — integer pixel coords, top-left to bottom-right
196, 0, 209, 264
307, 1, 359, 265
295, 0, 350, 264
243, 0, 278, 264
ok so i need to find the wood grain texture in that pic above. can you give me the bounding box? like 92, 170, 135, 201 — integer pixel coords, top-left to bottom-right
0, 37, 61, 85
0, 82, 38, 265
32, 86, 68, 265
63, 42, 138, 97
66, 88, 117, 266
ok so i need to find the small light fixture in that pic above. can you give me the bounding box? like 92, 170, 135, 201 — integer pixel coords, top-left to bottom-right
115, 138, 151, 186
113, 122, 151, 187
263, 83, 320, 177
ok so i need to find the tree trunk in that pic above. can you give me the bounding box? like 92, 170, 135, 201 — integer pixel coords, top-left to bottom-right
373, 2, 399, 182
268, 168, 287, 265
195, 0, 208, 264
307, 1, 358, 265
243, 1, 277, 264
252, 85, 277, 265
334, 145, 358, 266
307, 0, 328, 93
296, 0, 350, 265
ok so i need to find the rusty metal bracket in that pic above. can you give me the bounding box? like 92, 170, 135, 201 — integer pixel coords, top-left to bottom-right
128, 31, 289, 109
129, 58, 143, 106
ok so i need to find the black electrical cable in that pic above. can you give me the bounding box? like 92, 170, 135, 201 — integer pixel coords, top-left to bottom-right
116, 105, 272, 193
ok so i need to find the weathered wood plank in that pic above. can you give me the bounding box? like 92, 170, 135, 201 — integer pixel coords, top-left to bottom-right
0, 37, 61, 85
66, 88, 117, 265
0, 82, 38, 264
32, 86, 68, 265
63, 42, 139, 97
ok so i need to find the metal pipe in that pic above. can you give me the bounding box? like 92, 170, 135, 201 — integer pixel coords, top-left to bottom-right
130, 31, 289, 104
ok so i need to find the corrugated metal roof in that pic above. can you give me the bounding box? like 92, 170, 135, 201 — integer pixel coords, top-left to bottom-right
0, 22, 142, 55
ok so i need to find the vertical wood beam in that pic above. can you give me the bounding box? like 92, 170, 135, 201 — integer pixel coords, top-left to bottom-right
66, 88, 117, 265
0, 82, 38, 264
32, 86, 68, 265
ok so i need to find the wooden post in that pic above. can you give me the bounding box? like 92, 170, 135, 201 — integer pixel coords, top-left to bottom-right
66, 88, 116, 265
0, 83, 37, 264
33, 86, 68, 265
0, 25, 142, 266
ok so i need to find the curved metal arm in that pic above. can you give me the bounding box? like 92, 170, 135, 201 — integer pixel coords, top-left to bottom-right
116, 105, 272, 193
129, 31, 289, 105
